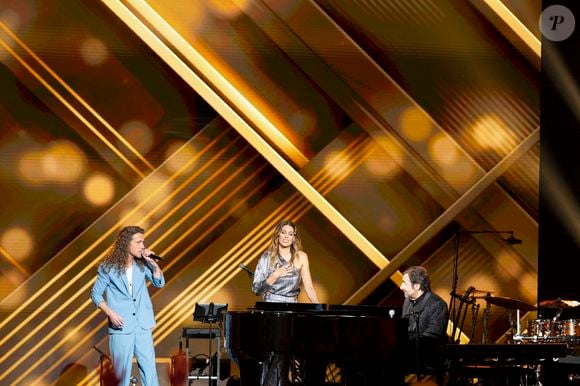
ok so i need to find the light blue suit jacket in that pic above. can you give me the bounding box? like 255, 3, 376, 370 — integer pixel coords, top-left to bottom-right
91, 261, 165, 334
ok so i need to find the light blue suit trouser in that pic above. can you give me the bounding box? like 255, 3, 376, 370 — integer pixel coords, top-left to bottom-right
110, 327, 159, 386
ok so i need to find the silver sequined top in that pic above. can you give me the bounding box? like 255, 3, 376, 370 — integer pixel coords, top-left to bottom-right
252, 251, 301, 302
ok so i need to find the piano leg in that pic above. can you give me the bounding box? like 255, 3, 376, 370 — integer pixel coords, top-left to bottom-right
260, 352, 291, 386
237, 358, 262, 386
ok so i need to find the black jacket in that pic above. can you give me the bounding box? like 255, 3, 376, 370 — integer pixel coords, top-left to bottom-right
402, 291, 449, 374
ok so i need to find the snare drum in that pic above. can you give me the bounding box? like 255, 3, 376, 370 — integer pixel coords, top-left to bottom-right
526, 319, 560, 337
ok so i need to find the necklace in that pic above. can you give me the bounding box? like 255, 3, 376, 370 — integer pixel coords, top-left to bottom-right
278, 251, 291, 262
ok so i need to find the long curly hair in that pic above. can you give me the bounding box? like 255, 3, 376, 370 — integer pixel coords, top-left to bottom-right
101, 226, 146, 274
266, 220, 303, 268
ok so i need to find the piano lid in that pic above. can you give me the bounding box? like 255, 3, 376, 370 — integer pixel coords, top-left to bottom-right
253, 302, 327, 312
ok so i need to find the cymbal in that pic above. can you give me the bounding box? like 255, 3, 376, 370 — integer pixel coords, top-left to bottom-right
459, 289, 494, 295
456, 289, 494, 299
485, 295, 537, 311
539, 299, 580, 308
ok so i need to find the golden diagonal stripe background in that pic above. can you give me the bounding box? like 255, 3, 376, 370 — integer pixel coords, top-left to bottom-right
0, 0, 546, 384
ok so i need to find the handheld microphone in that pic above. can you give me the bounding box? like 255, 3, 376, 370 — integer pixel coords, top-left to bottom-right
239, 264, 254, 277
147, 254, 164, 261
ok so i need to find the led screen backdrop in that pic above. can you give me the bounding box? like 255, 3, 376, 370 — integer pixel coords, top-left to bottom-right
0, 1, 575, 384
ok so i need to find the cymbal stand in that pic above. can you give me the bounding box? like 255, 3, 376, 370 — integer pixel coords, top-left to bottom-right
450, 287, 475, 343
481, 294, 491, 344
468, 300, 480, 343
449, 233, 462, 343
506, 309, 524, 343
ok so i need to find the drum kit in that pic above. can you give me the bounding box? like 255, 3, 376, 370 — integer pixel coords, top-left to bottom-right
485, 296, 580, 345
454, 289, 580, 346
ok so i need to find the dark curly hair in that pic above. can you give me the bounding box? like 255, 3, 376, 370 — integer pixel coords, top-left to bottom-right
403, 266, 431, 292
102, 226, 146, 274
266, 220, 303, 268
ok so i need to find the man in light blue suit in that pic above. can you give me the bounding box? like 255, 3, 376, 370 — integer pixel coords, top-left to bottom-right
91, 226, 165, 386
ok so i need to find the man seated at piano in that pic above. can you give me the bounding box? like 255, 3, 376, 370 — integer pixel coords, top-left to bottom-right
251, 219, 320, 386
400, 266, 449, 385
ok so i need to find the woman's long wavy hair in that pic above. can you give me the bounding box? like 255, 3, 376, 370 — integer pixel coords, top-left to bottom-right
266, 220, 302, 269
102, 226, 146, 274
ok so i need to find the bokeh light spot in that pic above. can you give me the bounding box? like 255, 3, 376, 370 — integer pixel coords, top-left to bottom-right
119, 120, 154, 155
80, 37, 109, 66
429, 133, 458, 166
0, 8, 21, 30
42, 140, 87, 183
471, 114, 515, 152
375, 135, 404, 163
205, 0, 249, 19
165, 141, 197, 174
324, 150, 352, 179
364, 144, 400, 178
18, 149, 44, 184
400, 106, 432, 142
1, 226, 34, 260
83, 173, 115, 207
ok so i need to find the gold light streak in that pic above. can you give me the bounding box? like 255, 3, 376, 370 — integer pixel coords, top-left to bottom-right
153, 194, 314, 342
0, 35, 148, 180
153, 135, 390, 341
3, 3, 410, 381
37, 160, 268, 385
479, 0, 541, 60
64, 130, 372, 383
152, 193, 287, 340
6, 300, 102, 385
12, 185, 239, 382
154, 152, 260, 255
317, 137, 375, 195
0, 245, 29, 277
82, 171, 276, 385
0, 137, 232, 378
0, 133, 238, 381
0, 127, 229, 338
148, 130, 372, 339
122, 0, 309, 168
14, 128, 273, 383
5, 40, 260, 386
0, 22, 155, 173
145, 139, 248, 243
347, 128, 540, 305
159, 194, 279, 329
101, 0, 390, 271
154, 197, 324, 343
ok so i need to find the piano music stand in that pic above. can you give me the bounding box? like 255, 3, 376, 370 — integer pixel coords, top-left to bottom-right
189, 303, 227, 386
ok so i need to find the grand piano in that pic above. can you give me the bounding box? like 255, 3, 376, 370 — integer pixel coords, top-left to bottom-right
225, 302, 408, 386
